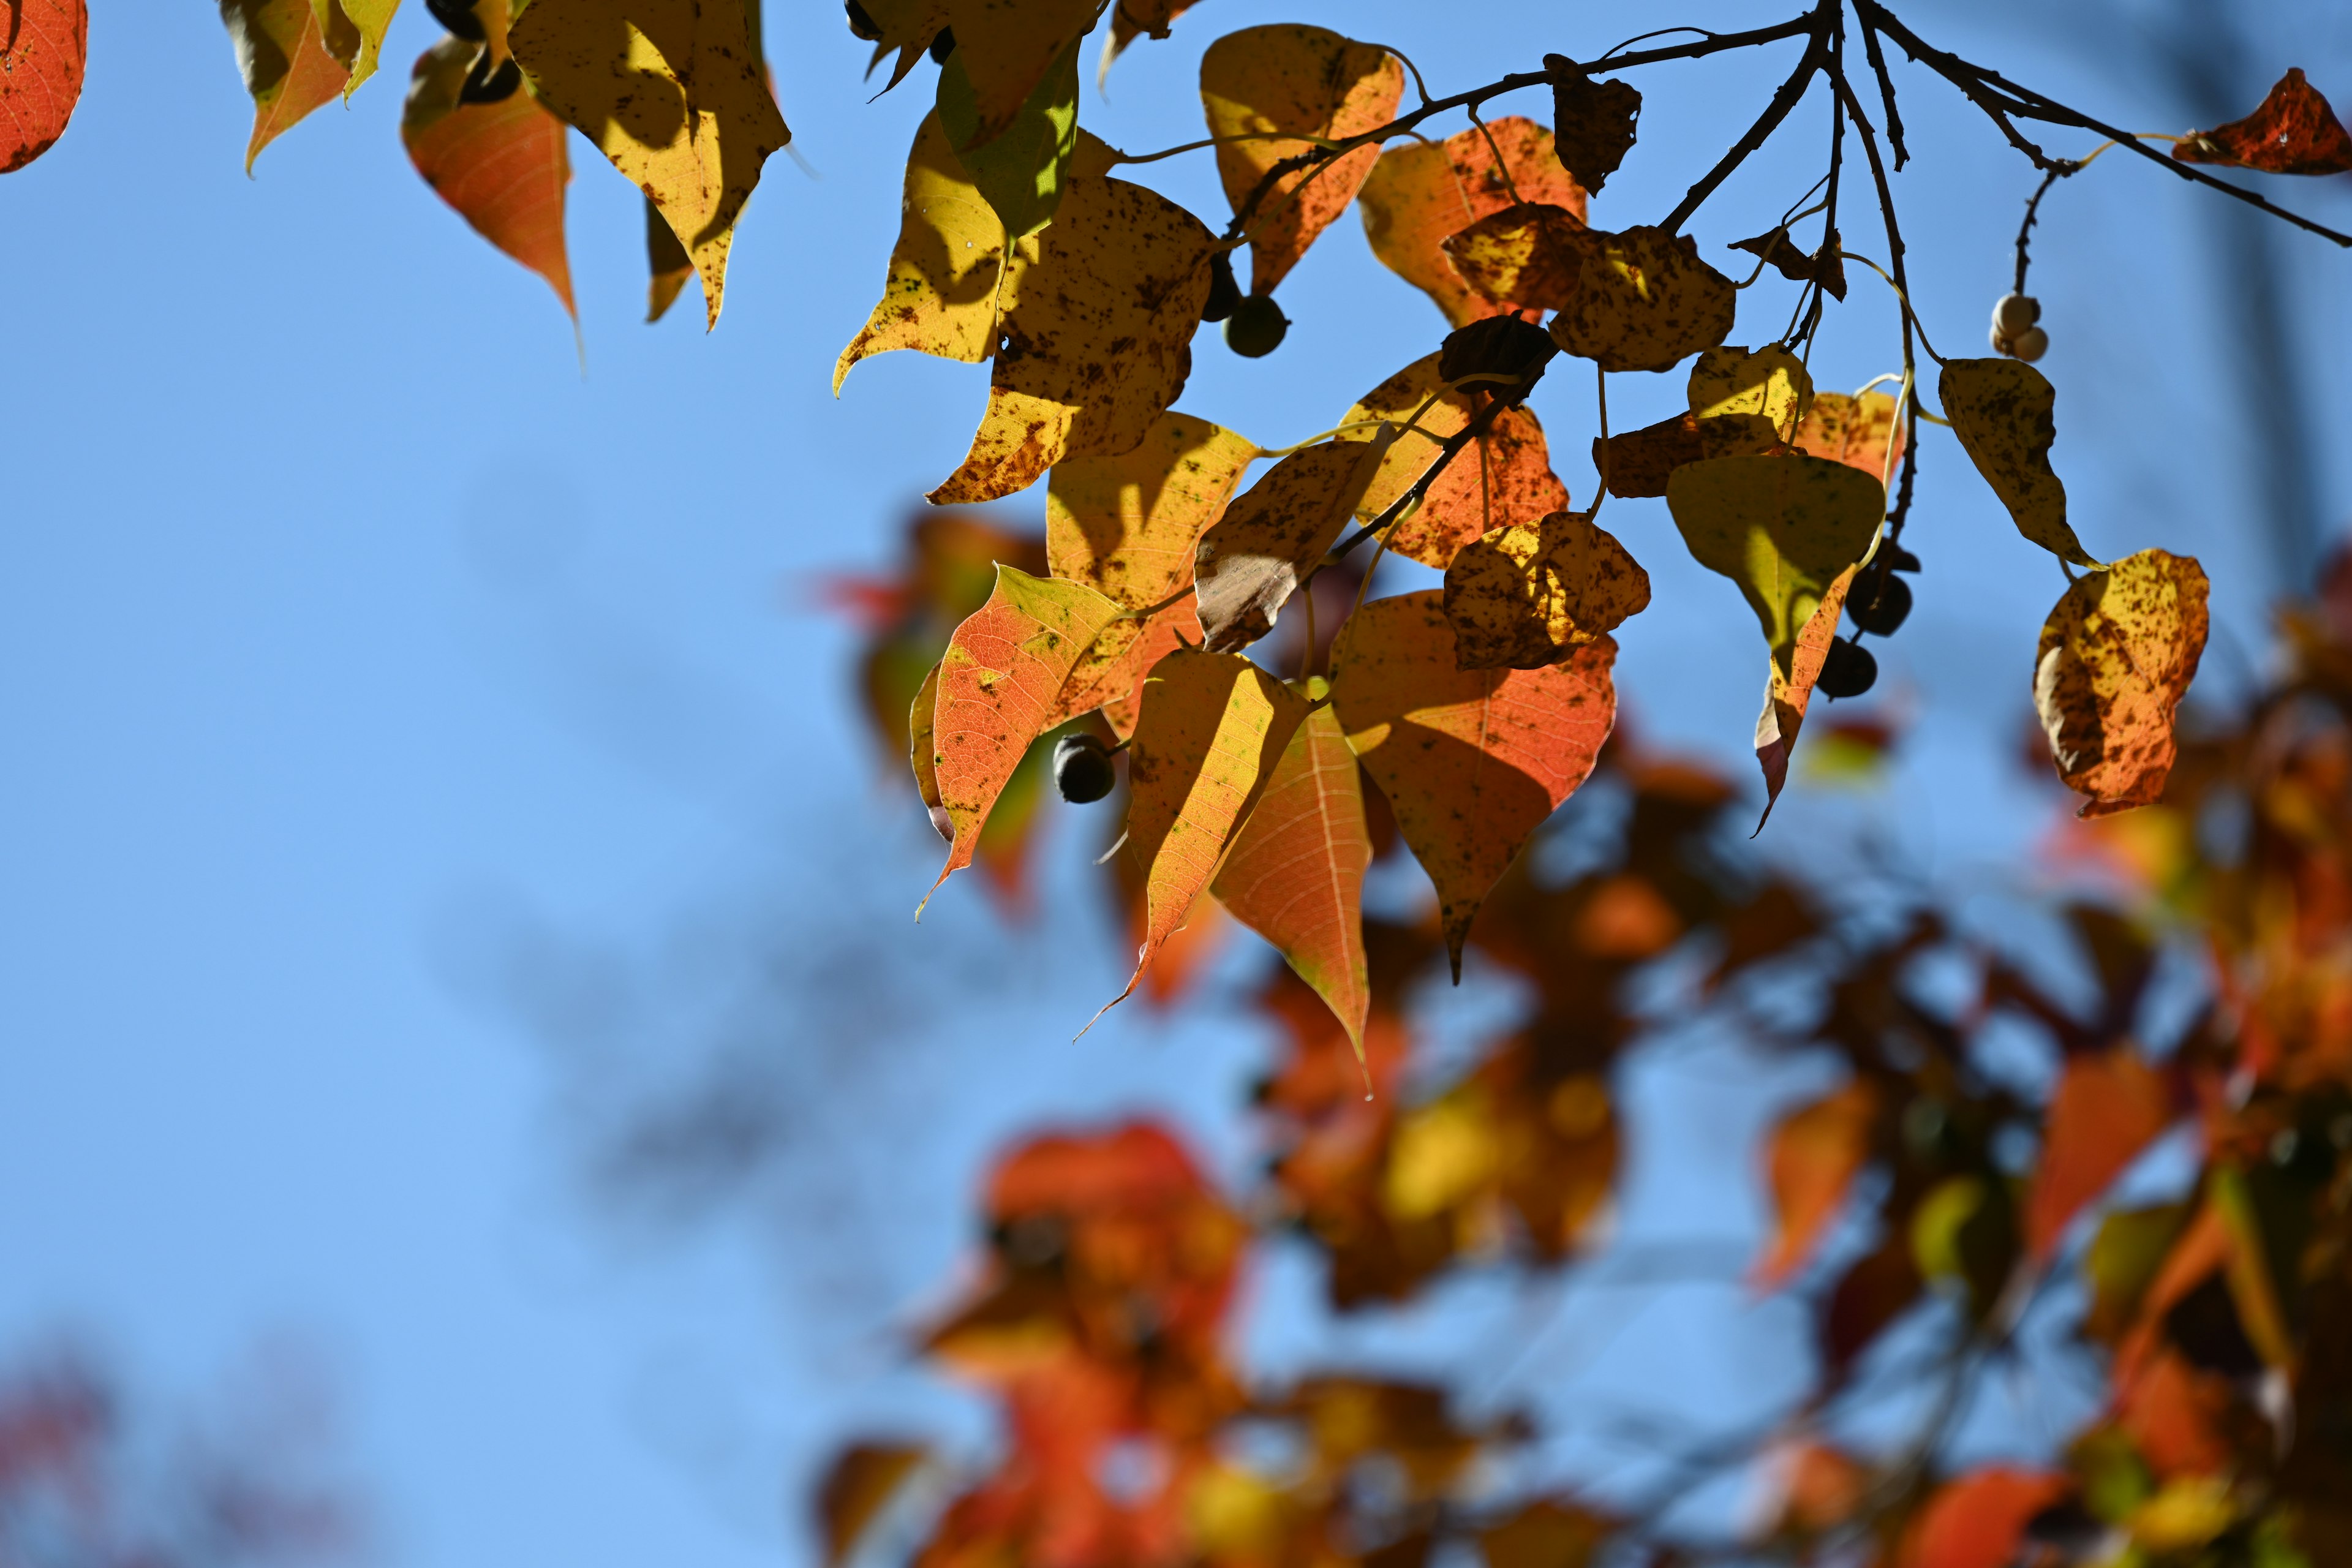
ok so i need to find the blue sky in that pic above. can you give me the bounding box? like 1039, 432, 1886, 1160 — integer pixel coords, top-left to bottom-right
1, 2, 2347, 1564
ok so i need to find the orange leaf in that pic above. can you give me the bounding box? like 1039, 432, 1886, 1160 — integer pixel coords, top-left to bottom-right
1194, 440, 1386, 654
1359, 118, 1588, 328
2024, 1047, 2171, 1259
2174, 67, 2352, 175
1442, 509, 1650, 671
2035, 549, 2211, 818
1791, 390, 1905, 484
1754, 1079, 1878, 1289
1897, 1469, 2069, 1568
0, 0, 85, 172
1340, 352, 1570, 569
221, 0, 354, 173
1200, 25, 1401, 295
1044, 596, 1201, 739
402, 39, 577, 319
1440, 201, 1592, 313
1102, 0, 1199, 80
1331, 592, 1615, 977
1046, 412, 1261, 612
1213, 705, 1372, 1058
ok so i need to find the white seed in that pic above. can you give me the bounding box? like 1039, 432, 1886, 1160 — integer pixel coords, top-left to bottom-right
1993, 293, 2040, 336
1989, 324, 2013, 355
2010, 326, 2049, 363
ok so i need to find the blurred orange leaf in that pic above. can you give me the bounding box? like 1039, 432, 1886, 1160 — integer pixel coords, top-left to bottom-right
816, 1442, 927, 1567
2025, 1047, 2171, 1259
402, 39, 576, 320
1754, 1079, 1878, 1289
1897, 1468, 2068, 1568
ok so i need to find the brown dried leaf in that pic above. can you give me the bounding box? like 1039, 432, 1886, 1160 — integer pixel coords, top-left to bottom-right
1940, 358, 2100, 568
1359, 118, 1588, 327
1730, 225, 1847, 300
1542, 56, 1640, 192
1442, 510, 1650, 671
2034, 549, 2211, 817
1195, 440, 1386, 654
1551, 225, 1737, 374
2173, 67, 2352, 175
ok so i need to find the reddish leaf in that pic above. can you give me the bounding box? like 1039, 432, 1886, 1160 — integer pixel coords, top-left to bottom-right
0, 0, 85, 172
1754, 1079, 1877, 1289
1340, 352, 1570, 570
1897, 1469, 2069, 1568
220, 0, 353, 173
401, 39, 576, 319
2024, 1047, 2171, 1259
2174, 68, 2352, 175
1045, 597, 1200, 739
1359, 118, 1588, 328
1791, 390, 1905, 484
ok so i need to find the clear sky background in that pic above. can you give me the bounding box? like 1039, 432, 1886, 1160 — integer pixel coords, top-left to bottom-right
1, 2, 2348, 1564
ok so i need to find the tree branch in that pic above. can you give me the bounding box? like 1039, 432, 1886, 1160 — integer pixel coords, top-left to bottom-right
1660, 20, 1832, 235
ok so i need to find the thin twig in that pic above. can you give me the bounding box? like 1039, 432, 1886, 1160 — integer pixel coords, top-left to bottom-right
1659, 15, 1832, 235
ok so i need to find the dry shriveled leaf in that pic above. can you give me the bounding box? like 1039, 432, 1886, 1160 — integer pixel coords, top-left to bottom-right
1543, 57, 1639, 192
220, 0, 356, 172
1043, 595, 1199, 737
1213, 704, 1373, 1057
1596, 411, 1780, 499
1194, 440, 1386, 654
1792, 389, 1904, 483
815, 1442, 926, 1567
1731, 225, 1847, 300
922, 565, 1123, 907
1106, 650, 1311, 1017
1755, 1079, 1877, 1289
0, 0, 85, 172
2035, 549, 2211, 817
1359, 118, 1588, 327
402, 37, 576, 318
511, 0, 790, 330
1940, 358, 2098, 568
1688, 344, 1811, 431
931, 172, 1216, 503
2174, 67, 2352, 175
1332, 592, 1616, 976
2025, 1047, 2171, 1259
1440, 201, 1591, 313
1340, 352, 1570, 568
1200, 24, 1401, 295
1442, 510, 1649, 671
1046, 412, 1260, 610
1551, 225, 1736, 374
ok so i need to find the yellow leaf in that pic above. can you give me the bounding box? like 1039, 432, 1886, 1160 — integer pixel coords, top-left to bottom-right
943, 0, 1099, 150
1194, 440, 1387, 653
1200, 24, 1401, 294
312, 0, 396, 94
1045, 411, 1261, 610
511, 0, 791, 330
1340, 352, 1570, 568
2034, 548, 2210, 816
219, 0, 355, 172
854, 0, 950, 96
935, 28, 1080, 240
1940, 358, 2100, 568
1550, 225, 1736, 374
1042, 596, 1200, 739
1687, 344, 1811, 432
1358, 118, 1586, 328
1102, 650, 1311, 1019
1386, 1088, 1499, 1219
1790, 389, 1903, 481
1439, 200, 1591, 313
1442, 510, 1649, 671
908, 658, 949, 841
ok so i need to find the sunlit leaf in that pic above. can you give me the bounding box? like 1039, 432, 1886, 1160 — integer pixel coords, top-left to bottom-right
1544, 58, 1639, 192
2034, 549, 2211, 816
643, 195, 694, 322
853, 0, 951, 104
1331, 591, 1615, 976
1442, 510, 1649, 671
2024, 1047, 2172, 1259
1046, 411, 1260, 611
1200, 24, 1401, 295
1385, 1088, 1498, 1218
1195, 440, 1387, 654
1439, 200, 1591, 313
922, 565, 1123, 908
1340, 352, 1570, 568
0, 0, 85, 172
1791, 389, 1904, 483
1940, 358, 2098, 568
1104, 650, 1311, 1017
1896, 1469, 2070, 1568
219, 0, 355, 172
316, 0, 396, 96
1551, 225, 1737, 374
1755, 1079, 1877, 1289
511, 0, 791, 330
1043, 596, 1199, 738
815, 1442, 927, 1567
1359, 118, 1588, 327
1595, 411, 1781, 499
1687, 344, 1811, 432
2174, 67, 2352, 175
908, 659, 949, 841
937, 29, 1080, 240
402, 37, 575, 319
940, 0, 1098, 151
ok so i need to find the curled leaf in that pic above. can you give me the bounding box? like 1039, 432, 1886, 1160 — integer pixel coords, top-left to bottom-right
1046, 412, 1261, 611
1551, 225, 1737, 374
1542, 55, 1640, 192
1331, 592, 1615, 977
1731, 225, 1847, 300
2173, 67, 2352, 175
2034, 549, 2210, 817
322, 0, 396, 96
402, 37, 576, 319
1200, 24, 1401, 295
1340, 352, 1570, 568
909, 660, 950, 841
0, 0, 85, 172
1442, 510, 1650, 671
1790, 389, 1904, 482
1687, 344, 1811, 432
1940, 358, 2099, 568
1195, 440, 1387, 653
1754, 564, 1862, 822
219, 0, 355, 172
1440, 202, 1592, 314
1596, 412, 1781, 499
851, 0, 951, 101
1755, 1079, 1877, 1289
1359, 118, 1588, 327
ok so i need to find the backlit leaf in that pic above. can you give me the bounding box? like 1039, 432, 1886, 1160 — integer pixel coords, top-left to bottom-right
1687, 344, 1811, 432
1596, 411, 1780, 499
2174, 67, 2352, 175
1340, 352, 1571, 568
1940, 358, 2099, 568
815, 1442, 927, 1567
1544, 58, 1639, 192
402, 37, 576, 319
937, 29, 1080, 241
940, 0, 1098, 151
219, 0, 355, 172
1046, 412, 1261, 611
511, 0, 791, 330
1213, 704, 1372, 1057
1195, 440, 1387, 654
317, 0, 396, 96
1331, 591, 1615, 976
1442, 510, 1649, 671
851, 0, 951, 105
1043, 595, 1199, 739
1791, 389, 1904, 482
1897, 1469, 2070, 1568
2026, 1047, 2172, 1259
2034, 549, 2211, 816
909, 659, 951, 841
930, 172, 1216, 503
1439, 201, 1592, 313
1359, 118, 1588, 328
0, 0, 85, 172
1200, 24, 1401, 295
643, 195, 694, 322
1755, 1080, 1877, 1289
1754, 560, 1861, 823
1104, 650, 1311, 1017
1551, 225, 1737, 374
922, 565, 1123, 907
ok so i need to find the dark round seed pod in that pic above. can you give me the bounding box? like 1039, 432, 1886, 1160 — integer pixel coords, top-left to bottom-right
1053, 733, 1117, 804
843, 0, 881, 40
459, 52, 522, 105
427, 0, 486, 42
1200, 251, 1241, 324
928, 27, 956, 64
1436, 314, 1554, 401
1849, 573, 1913, 636
1816, 638, 1877, 699
1223, 294, 1288, 358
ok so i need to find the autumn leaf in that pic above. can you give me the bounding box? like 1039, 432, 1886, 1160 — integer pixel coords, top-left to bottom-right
1103, 650, 1311, 1019
1100, 0, 1197, 83
1212, 704, 1372, 1057
319, 0, 398, 96
219, 0, 356, 173
1595, 412, 1781, 499
1940, 358, 2100, 568
1896, 1469, 2070, 1568
1439, 202, 1592, 314
1542, 56, 1640, 193
1359, 118, 1589, 327
1442, 510, 1650, 671
643, 196, 695, 322
1046, 412, 1261, 611
922, 565, 1123, 909
1195, 440, 1387, 654
0, 0, 85, 172
815, 1443, 927, 1567
1043, 596, 1200, 739
1791, 389, 1904, 483
2025, 1047, 2172, 1260
941, 0, 1098, 152
908, 659, 949, 840
2034, 549, 2211, 816
849, 0, 950, 101
1731, 225, 1846, 300
1200, 25, 1401, 295
1331, 592, 1615, 977
937, 29, 1080, 241
1687, 344, 1811, 432
930, 172, 1216, 503
511, 0, 790, 330
402, 37, 576, 319
1754, 1079, 1877, 1289
2174, 67, 2352, 176
1551, 225, 1737, 374
1340, 352, 1570, 568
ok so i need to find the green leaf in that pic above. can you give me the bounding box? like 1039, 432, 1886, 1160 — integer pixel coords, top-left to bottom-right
938, 29, 1083, 241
